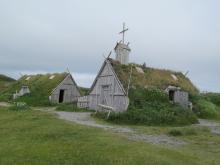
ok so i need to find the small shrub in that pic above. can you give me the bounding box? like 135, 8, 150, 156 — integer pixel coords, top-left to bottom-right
193, 99, 220, 119
8, 102, 30, 111
182, 128, 197, 136
202, 93, 220, 107
168, 127, 210, 137
168, 129, 183, 136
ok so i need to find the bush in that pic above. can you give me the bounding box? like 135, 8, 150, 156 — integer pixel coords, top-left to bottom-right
95, 106, 197, 126
168, 129, 183, 136
94, 87, 198, 126
168, 127, 210, 137
8, 102, 31, 111
193, 99, 220, 119
202, 93, 220, 107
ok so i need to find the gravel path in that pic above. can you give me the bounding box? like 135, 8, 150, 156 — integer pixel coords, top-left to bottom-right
54, 111, 186, 146
198, 119, 220, 134
1, 102, 219, 144
0, 102, 11, 107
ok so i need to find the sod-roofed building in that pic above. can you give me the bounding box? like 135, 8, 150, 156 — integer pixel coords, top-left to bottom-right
86, 58, 198, 112
81, 24, 198, 111
50, 73, 81, 103
88, 59, 129, 112
1, 73, 81, 105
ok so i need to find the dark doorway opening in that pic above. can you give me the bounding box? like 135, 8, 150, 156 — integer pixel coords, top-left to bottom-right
59, 89, 65, 103
169, 90, 175, 101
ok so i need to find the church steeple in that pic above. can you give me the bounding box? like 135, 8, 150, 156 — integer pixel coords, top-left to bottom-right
115, 23, 131, 65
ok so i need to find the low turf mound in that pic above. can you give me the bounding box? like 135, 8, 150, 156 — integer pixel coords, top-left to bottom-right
0, 73, 68, 106
0, 74, 15, 91
109, 59, 199, 96
0, 74, 15, 82
191, 93, 220, 120
94, 88, 198, 126
202, 93, 220, 107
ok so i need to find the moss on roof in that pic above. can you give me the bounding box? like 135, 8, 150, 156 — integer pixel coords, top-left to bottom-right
0, 73, 68, 106
108, 58, 199, 96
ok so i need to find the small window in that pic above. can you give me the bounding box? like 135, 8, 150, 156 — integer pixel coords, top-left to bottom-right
102, 85, 111, 91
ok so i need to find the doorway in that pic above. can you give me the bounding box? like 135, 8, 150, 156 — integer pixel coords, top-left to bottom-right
100, 85, 111, 106
59, 89, 65, 103
169, 90, 175, 101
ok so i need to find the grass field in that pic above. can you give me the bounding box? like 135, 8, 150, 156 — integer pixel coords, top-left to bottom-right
0, 106, 220, 165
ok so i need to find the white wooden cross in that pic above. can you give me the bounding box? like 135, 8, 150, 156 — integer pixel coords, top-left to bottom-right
119, 22, 128, 44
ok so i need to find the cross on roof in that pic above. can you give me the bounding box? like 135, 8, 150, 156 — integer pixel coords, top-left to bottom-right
119, 23, 128, 44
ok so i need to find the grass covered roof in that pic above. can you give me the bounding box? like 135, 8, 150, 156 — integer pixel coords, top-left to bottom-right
108, 58, 199, 96
0, 73, 68, 106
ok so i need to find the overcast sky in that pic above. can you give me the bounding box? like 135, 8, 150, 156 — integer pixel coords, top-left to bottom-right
0, 0, 219, 92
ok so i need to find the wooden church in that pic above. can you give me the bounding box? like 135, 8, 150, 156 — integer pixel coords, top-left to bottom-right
78, 24, 131, 112
78, 23, 197, 111
87, 58, 130, 112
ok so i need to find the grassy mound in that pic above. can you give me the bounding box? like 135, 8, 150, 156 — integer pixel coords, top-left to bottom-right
94, 88, 198, 126
0, 74, 15, 82
0, 74, 15, 91
0, 73, 68, 106
202, 93, 220, 107
192, 96, 220, 120
191, 93, 220, 120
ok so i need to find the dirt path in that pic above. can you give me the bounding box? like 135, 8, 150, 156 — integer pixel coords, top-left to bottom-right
198, 119, 220, 134
0, 102, 11, 107
54, 111, 186, 147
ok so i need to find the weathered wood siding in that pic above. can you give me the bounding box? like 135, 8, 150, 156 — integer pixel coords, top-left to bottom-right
174, 91, 189, 109
77, 96, 89, 108
88, 62, 129, 112
51, 74, 81, 103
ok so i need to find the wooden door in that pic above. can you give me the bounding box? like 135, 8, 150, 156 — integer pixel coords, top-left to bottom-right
100, 85, 111, 106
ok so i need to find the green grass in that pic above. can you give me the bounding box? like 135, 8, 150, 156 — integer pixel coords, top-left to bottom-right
0, 74, 15, 82
0, 106, 220, 164
202, 93, 220, 107
55, 103, 94, 112
94, 88, 198, 126
0, 74, 15, 91
7, 102, 31, 111
168, 127, 210, 136
192, 96, 220, 120
0, 73, 68, 106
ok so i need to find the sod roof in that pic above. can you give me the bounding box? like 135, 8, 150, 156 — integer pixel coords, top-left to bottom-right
0, 73, 69, 105
108, 58, 199, 96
